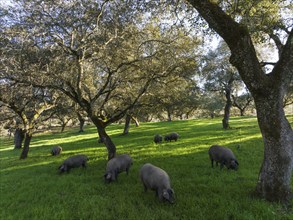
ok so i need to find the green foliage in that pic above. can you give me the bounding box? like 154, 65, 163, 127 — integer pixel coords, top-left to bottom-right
1, 117, 293, 219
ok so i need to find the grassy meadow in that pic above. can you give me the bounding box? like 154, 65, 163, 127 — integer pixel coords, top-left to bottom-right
0, 116, 293, 220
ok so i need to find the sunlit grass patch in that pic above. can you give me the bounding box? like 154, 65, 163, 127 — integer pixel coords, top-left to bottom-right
0, 116, 292, 220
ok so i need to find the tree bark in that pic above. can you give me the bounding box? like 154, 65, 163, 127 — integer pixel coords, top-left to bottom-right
123, 114, 140, 135
232, 94, 252, 116
60, 123, 66, 132
123, 114, 131, 135
131, 115, 140, 127
92, 117, 116, 160
14, 128, 25, 149
167, 108, 172, 121
186, 0, 293, 203
20, 132, 32, 159
222, 88, 232, 129
254, 94, 293, 203
77, 112, 85, 133
240, 109, 244, 117
79, 119, 85, 132
97, 126, 116, 160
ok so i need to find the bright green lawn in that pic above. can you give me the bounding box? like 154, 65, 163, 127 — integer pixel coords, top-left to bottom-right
0, 116, 292, 220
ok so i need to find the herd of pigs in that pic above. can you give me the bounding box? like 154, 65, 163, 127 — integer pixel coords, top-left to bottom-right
51, 132, 239, 204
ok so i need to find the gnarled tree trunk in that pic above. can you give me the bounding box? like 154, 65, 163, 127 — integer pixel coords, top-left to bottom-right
97, 126, 116, 160
254, 94, 293, 202
92, 117, 116, 160
185, 0, 293, 203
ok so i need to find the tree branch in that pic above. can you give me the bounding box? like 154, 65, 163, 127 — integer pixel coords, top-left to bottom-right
269, 32, 284, 56
271, 29, 293, 91
186, 0, 269, 94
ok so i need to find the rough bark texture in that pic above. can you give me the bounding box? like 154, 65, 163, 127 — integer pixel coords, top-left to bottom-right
186, 0, 293, 203
254, 94, 293, 203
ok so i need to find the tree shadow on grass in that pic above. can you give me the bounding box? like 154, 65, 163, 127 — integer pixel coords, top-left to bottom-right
1, 133, 291, 220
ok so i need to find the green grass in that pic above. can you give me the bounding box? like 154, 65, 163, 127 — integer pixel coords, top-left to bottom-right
0, 116, 293, 220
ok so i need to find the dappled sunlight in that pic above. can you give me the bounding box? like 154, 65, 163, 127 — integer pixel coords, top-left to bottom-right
1, 117, 292, 220
223, 133, 262, 146
0, 146, 16, 152
30, 133, 99, 148
1, 160, 54, 172
127, 142, 208, 159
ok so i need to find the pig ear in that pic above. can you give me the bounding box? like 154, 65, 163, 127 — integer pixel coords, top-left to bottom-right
235, 160, 239, 165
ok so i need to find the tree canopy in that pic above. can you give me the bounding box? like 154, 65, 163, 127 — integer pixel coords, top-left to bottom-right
0, 0, 292, 203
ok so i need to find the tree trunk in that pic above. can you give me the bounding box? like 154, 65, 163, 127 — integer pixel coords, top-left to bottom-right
77, 112, 85, 133
167, 109, 172, 121
60, 123, 66, 132
240, 108, 245, 116
222, 88, 232, 129
97, 128, 104, 144
79, 119, 85, 132
185, 0, 293, 203
92, 117, 116, 160
123, 114, 140, 135
97, 126, 116, 160
20, 132, 32, 159
254, 95, 293, 203
123, 114, 131, 135
14, 128, 25, 149
131, 115, 140, 127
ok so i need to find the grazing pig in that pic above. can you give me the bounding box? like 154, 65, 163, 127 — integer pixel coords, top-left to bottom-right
139, 163, 175, 203
59, 154, 88, 173
51, 146, 62, 156
164, 132, 179, 142
208, 145, 239, 170
154, 134, 163, 144
104, 154, 133, 183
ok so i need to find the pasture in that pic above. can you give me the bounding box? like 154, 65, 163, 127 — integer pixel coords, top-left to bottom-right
0, 116, 292, 219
